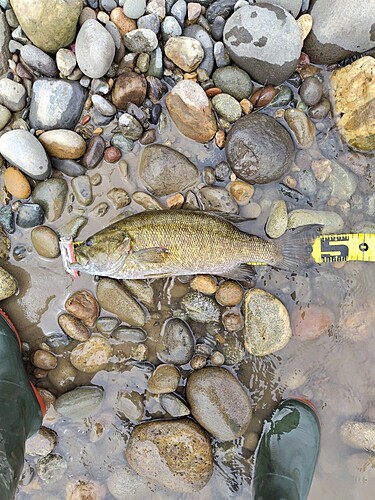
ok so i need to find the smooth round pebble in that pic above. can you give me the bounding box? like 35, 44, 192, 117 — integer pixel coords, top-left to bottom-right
31, 226, 60, 259
32, 350, 57, 370
58, 313, 91, 342
148, 364, 180, 394
156, 318, 195, 365
4, 167, 31, 199
70, 336, 112, 373
215, 280, 243, 306
65, 290, 100, 327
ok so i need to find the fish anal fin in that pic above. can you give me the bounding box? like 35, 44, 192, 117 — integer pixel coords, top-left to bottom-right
132, 247, 170, 264
219, 264, 256, 285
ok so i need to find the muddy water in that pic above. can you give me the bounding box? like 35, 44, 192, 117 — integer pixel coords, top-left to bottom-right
6, 90, 375, 499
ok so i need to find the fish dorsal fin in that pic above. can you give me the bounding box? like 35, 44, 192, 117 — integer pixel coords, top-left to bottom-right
132, 247, 170, 263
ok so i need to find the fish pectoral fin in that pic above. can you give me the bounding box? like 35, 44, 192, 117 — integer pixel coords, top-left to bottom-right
132, 247, 170, 264
219, 264, 256, 284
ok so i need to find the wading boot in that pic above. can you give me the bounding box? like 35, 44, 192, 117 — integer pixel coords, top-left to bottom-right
0, 309, 45, 500
252, 398, 320, 500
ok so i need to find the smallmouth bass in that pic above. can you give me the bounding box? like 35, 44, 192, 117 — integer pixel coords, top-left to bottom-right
72, 210, 315, 279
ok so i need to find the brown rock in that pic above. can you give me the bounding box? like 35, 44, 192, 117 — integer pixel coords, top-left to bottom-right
104, 146, 122, 163
70, 336, 112, 373
330, 56, 375, 151
166, 80, 217, 143
139, 129, 156, 145
148, 364, 180, 394
215, 280, 243, 307
58, 313, 91, 341
126, 419, 213, 492
65, 290, 100, 327
250, 85, 276, 108
112, 71, 147, 109
190, 275, 217, 295
228, 180, 254, 205
4, 167, 31, 199
81, 135, 105, 169
110, 7, 136, 36
205, 87, 222, 98
32, 350, 57, 370
38, 130, 86, 159
291, 305, 335, 341
164, 36, 204, 72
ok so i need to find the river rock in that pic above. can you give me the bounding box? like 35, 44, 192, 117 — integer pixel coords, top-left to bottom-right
36, 454, 67, 484
65, 290, 99, 327
112, 327, 146, 342
266, 199, 288, 238
38, 130, 86, 159
139, 144, 199, 196
166, 80, 217, 143
0, 130, 51, 180
20, 45, 58, 77
199, 186, 239, 214
184, 24, 214, 75
32, 179, 68, 222
223, 4, 302, 85
71, 176, 93, 206
330, 57, 375, 151
4, 167, 31, 199
0, 12, 11, 76
31, 226, 60, 258
181, 291, 220, 323
287, 209, 344, 234
10, 0, 82, 53
126, 419, 213, 492
112, 71, 147, 109
148, 364, 180, 394
0, 78, 26, 112
160, 393, 190, 417
291, 304, 335, 341
186, 367, 252, 441
91, 94, 116, 116
17, 204, 44, 228
164, 36, 204, 71
76, 19, 115, 78
0, 104, 11, 130
58, 313, 91, 341
70, 335, 112, 373
212, 93, 242, 123
299, 76, 323, 106
340, 421, 375, 452
285, 108, 315, 148
118, 113, 143, 140
225, 113, 294, 184
0, 267, 17, 300
0, 229, 10, 260
55, 386, 104, 421
212, 66, 253, 101
81, 135, 105, 170
123, 0, 146, 19
29, 79, 87, 131
329, 162, 358, 201
156, 318, 195, 365
304, 0, 375, 65
31, 350, 57, 370
97, 278, 146, 326
51, 158, 86, 177
243, 288, 292, 356
121, 279, 154, 309
123, 28, 158, 53
25, 427, 57, 457
256, 0, 302, 17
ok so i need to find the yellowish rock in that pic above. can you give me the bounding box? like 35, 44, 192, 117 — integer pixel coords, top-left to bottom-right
228, 180, 254, 205
3, 166, 31, 199
0, 266, 17, 300
298, 14, 313, 43
38, 130, 86, 159
330, 56, 375, 151
190, 275, 217, 295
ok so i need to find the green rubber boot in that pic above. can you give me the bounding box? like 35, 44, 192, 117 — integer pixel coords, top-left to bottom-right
252, 398, 320, 500
0, 309, 44, 500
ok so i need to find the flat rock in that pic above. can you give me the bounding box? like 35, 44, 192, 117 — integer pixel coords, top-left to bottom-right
32, 178, 68, 222
243, 288, 292, 356
10, 0, 83, 53
166, 80, 217, 143
0, 78, 26, 112
0, 11, 11, 76
156, 318, 195, 365
0, 130, 51, 180
223, 4, 301, 85
139, 144, 199, 196
225, 113, 294, 184
70, 336, 113, 373
29, 79, 87, 131
287, 209, 344, 234
330, 57, 375, 151
55, 386, 104, 421
96, 278, 146, 326
304, 0, 375, 64
76, 19, 115, 78
126, 419, 213, 492
186, 367, 252, 441
199, 186, 239, 214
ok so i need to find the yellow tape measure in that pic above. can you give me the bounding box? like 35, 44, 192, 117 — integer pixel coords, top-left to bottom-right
311, 233, 375, 263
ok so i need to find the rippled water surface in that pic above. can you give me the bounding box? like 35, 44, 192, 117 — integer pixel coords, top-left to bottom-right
6, 79, 375, 499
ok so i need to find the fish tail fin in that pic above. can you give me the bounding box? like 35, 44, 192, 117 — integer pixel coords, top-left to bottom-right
274, 224, 322, 272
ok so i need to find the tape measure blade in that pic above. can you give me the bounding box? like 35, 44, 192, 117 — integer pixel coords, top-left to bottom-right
312, 233, 375, 263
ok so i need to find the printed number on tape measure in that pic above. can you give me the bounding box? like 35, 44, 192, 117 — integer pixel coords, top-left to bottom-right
312, 233, 375, 263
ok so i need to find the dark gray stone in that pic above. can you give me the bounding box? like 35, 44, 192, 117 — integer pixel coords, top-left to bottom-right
299, 76, 323, 106
137, 14, 160, 34
213, 66, 253, 100
20, 45, 58, 77
211, 15, 226, 41
225, 113, 294, 184
206, 0, 236, 23
0, 205, 15, 234
156, 318, 195, 365
171, 0, 187, 26
51, 158, 86, 177
223, 4, 301, 85
256, 0, 302, 18
16, 203, 44, 228
304, 0, 375, 64
183, 24, 214, 75
32, 179, 68, 222
29, 79, 87, 131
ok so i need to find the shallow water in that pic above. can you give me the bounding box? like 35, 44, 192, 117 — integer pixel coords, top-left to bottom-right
5, 77, 375, 499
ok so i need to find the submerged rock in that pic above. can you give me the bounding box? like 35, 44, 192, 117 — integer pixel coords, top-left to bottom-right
70, 336, 113, 373
126, 419, 213, 492
157, 318, 195, 365
340, 421, 375, 452
186, 367, 252, 441
181, 291, 220, 323
55, 386, 104, 421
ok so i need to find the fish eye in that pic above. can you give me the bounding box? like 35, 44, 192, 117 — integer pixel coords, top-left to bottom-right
86, 239, 93, 247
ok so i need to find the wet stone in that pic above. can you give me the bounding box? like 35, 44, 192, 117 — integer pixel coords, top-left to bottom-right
26, 427, 57, 458
199, 186, 239, 214
0, 228, 10, 260
181, 291, 220, 323
91, 94, 116, 116
148, 364, 180, 394
266, 199, 288, 238
269, 85, 293, 107
58, 313, 91, 342
116, 391, 144, 422
212, 93, 242, 123
71, 176, 93, 206
126, 419, 213, 492
0, 206, 15, 234
121, 279, 154, 309
55, 386, 104, 422
39, 130, 86, 160
29, 79, 87, 131
65, 290, 100, 328
244, 288, 292, 356
340, 421, 375, 453
0, 267, 17, 300
112, 327, 147, 342
32, 350, 57, 370
156, 318, 195, 365
225, 113, 294, 184
299, 76, 323, 106
308, 98, 331, 120
104, 146, 122, 163
186, 367, 252, 441
108, 188, 131, 209
48, 360, 77, 392
112, 71, 147, 109
97, 278, 146, 326
284, 108, 315, 149
164, 36, 204, 72
81, 135, 106, 169
96, 316, 120, 334
328, 162, 357, 201
132, 191, 164, 210
57, 216, 88, 239
32, 179, 68, 222
215, 280, 243, 307
111, 134, 134, 152
250, 85, 276, 108
160, 393, 190, 417
287, 209, 344, 234
70, 335, 113, 373
36, 454, 67, 484
190, 275, 217, 295
184, 24, 214, 75
4, 167, 31, 199
118, 113, 143, 140
17, 203, 44, 228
